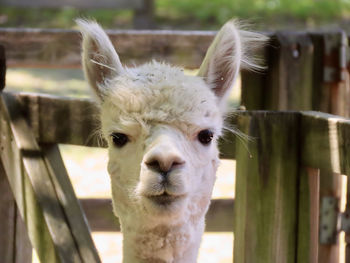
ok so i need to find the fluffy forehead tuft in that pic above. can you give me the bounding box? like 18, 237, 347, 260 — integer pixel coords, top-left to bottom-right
100, 61, 222, 131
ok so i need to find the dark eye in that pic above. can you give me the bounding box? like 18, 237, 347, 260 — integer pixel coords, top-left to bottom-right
111, 133, 129, 147
197, 129, 214, 145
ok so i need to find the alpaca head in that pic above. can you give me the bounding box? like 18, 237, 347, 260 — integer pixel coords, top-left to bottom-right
78, 19, 264, 239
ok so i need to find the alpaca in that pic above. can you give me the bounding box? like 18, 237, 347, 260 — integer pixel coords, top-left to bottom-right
77, 19, 266, 263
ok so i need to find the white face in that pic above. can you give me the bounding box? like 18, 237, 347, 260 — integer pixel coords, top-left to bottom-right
100, 65, 222, 226
78, 19, 249, 229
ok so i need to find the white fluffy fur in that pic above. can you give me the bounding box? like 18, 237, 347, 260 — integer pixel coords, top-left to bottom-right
77, 19, 266, 263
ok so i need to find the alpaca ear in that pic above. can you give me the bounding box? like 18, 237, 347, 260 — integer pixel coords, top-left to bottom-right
198, 20, 267, 109
76, 19, 124, 101
198, 21, 241, 107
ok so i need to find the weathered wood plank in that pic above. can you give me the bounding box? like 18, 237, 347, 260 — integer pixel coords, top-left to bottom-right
241, 31, 350, 117
301, 111, 350, 176
0, 106, 60, 263
218, 114, 237, 160
0, 92, 101, 263
11, 93, 350, 169
241, 32, 314, 110
0, 28, 215, 69
0, 163, 31, 263
308, 168, 320, 263
133, 0, 154, 29
0, 161, 16, 263
300, 111, 349, 262
310, 31, 349, 117
346, 178, 350, 263
14, 211, 32, 263
337, 118, 350, 176
297, 167, 320, 263
240, 68, 267, 109
42, 144, 101, 263
15, 92, 103, 147
318, 173, 342, 263
206, 199, 234, 232
81, 198, 120, 232
234, 111, 300, 263
0, 45, 5, 91
0, 92, 74, 262
242, 32, 314, 110
0, 0, 144, 9
80, 198, 234, 232
240, 32, 270, 110
13, 92, 239, 158
271, 32, 314, 110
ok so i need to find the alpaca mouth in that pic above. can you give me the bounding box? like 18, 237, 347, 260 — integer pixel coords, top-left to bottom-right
147, 193, 184, 206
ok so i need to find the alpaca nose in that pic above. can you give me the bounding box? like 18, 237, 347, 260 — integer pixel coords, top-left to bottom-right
145, 153, 185, 176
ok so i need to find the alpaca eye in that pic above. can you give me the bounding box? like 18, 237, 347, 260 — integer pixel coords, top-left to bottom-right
197, 129, 214, 145
111, 133, 129, 147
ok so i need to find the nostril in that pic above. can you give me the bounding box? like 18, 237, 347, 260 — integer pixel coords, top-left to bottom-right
145, 157, 185, 175
146, 159, 170, 175
146, 159, 161, 170
173, 160, 185, 166
145, 159, 164, 175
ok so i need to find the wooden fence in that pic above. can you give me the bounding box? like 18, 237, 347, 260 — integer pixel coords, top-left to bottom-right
0, 28, 348, 115
0, 28, 350, 263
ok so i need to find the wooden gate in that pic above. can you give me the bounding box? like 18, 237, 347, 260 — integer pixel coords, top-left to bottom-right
1, 27, 350, 262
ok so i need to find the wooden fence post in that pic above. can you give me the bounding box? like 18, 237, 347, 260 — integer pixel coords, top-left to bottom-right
300, 112, 350, 262
297, 167, 320, 263
234, 112, 300, 263
307, 57, 349, 262
240, 44, 269, 109
0, 44, 15, 263
0, 162, 32, 263
133, 0, 154, 29
310, 31, 349, 117
0, 44, 5, 91
346, 179, 350, 263
0, 161, 16, 263
241, 32, 314, 111
0, 44, 32, 263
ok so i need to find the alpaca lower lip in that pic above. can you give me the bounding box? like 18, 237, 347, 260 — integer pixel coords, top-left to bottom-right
147, 193, 183, 206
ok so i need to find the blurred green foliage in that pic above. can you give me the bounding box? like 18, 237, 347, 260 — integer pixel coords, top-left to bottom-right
0, 7, 133, 29
156, 0, 350, 29
0, 0, 349, 29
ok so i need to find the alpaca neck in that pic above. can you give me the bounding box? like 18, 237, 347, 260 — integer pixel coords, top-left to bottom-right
121, 219, 204, 263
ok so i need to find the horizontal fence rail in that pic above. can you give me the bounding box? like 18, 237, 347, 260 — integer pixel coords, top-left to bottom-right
0, 28, 215, 69
10, 92, 237, 159
1, 28, 349, 117
7, 92, 350, 174
9, 91, 350, 171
